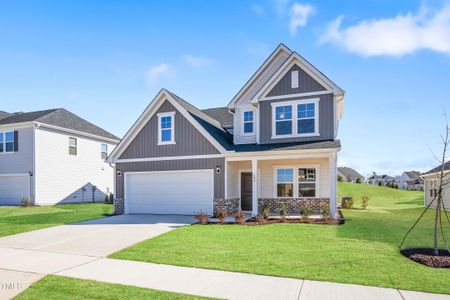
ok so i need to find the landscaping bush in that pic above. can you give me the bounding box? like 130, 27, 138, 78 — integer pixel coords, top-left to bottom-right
341, 197, 354, 209
301, 204, 312, 221
21, 197, 31, 207
234, 211, 245, 225
321, 203, 330, 220
194, 211, 209, 224
278, 205, 287, 222
378, 181, 382, 186
361, 195, 369, 209
355, 177, 362, 184
216, 209, 228, 224
337, 175, 343, 182
261, 204, 270, 220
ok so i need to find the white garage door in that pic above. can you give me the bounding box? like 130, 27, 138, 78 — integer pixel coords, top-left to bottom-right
0, 174, 30, 205
125, 170, 214, 215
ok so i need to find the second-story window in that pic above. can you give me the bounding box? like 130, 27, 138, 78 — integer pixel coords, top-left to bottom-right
0, 131, 14, 153
243, 111, 254, 134
297, 103, 316, 134
275, 105, 292, 136
69, 137, 77, 155
101, 144, 108, 159
158, 112, 175, 145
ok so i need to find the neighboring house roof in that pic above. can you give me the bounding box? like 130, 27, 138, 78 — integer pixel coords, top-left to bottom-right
338, 167, 365, 180
201, 107, 234, 129
404, 171, 421, 180
0, 108, 120, 141
0, 111, 13, 120
424, 161, 450, 175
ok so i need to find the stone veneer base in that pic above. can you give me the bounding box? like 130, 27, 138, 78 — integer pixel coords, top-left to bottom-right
258, 198, 330, 215
113, 197, 124, 215
213, 198, 240, 215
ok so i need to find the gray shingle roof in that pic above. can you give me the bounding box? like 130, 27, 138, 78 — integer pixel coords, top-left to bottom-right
0, 111, 13, 120
425, 161, 450, 175
404, 171, 421, 180
201, 107, 234, 128
0, 108, 119, 141
338, 167, 365, 180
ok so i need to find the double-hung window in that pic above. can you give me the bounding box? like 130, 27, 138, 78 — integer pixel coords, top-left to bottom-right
272, 99, 319, 138
69, 137, 77, 155
275, 105, 292, 136
298, 168, 316, 197
101, 144, 108, 159
276, 168, 294, 197
275, 166, 318, 198
158, 112, 175, 145
0, 132, 14, 153
243, 111, 254, 134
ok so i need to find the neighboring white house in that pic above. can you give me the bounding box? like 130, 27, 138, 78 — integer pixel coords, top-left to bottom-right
397, 171, 423, 190
367, 173, 397, 186
422, 161, 450, 211
0, 108, 120, 205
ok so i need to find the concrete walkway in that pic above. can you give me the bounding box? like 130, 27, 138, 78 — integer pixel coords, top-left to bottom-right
0, 214, 449, 300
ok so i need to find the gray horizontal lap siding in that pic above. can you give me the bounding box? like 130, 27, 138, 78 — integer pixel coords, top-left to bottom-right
119, 100, 220, 159
115, 158, 225, 199
267, 64, 326, 97
259, 93, 334, 144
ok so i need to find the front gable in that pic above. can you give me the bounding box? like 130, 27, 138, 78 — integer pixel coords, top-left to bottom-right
119, 100, 220, 159
267, 64, 327, 97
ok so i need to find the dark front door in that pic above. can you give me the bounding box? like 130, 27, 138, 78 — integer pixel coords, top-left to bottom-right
241, 172, 252, 211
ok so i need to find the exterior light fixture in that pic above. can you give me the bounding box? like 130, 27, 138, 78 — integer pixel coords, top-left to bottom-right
116, 170, 122, 176
215, 165, 222, 174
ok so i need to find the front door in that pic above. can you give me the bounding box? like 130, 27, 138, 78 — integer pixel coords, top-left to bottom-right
241, 172, 252, 211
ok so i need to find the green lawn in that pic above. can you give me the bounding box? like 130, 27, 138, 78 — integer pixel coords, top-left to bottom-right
14, 275, 211, 300
0, 203, 112, 237
111, 183, 450, 294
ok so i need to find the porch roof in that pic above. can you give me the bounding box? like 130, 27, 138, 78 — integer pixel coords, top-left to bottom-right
233, 140, 340, 152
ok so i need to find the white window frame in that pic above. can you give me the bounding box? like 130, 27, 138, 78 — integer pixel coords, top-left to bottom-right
157, 111, 176, 145
273, 164, 320, 198
241, 110, 255, 135
0, 131, 14, 154
69, 137, 77, 155
271, 98, 320, 139
101, 143, 108, 159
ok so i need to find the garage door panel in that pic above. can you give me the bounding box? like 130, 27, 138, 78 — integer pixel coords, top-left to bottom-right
125, 170, 213, 215
0, 175, 30, 205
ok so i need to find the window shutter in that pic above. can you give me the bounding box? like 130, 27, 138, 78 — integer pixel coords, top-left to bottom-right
14, 131, 18, 152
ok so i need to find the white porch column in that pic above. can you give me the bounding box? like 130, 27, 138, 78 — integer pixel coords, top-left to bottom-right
252, 159, 258, 216
329, 153, 338, 218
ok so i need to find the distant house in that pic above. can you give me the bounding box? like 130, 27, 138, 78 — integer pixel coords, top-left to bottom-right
0, 108, 120, 205
337, 167, 365, 183
422, 161, 450, 210
397, 171, 423, 190
368, 173, 396, 186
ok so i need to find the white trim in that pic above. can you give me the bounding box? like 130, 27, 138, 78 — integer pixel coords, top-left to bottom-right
0, 122, 34, 130
251, 52, 345, 102
291, 70, 299, 89
157, 111, 176, 145
253, 90, 331, 103
124, 169, 214, 215
272, 164, 320, 198
271, 98, 320, 139
0, 173, 29, 177
35, 122, 119, 144
225, 148, 339, 161
241, 110, 255, 136
116, 154, 224, 163
252, 159, 258, 216
228, 44, 292, 109
108, 89, 227, 163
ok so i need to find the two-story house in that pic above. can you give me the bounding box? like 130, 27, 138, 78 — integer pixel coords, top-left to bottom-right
0, 108, 120, 205
107, 44, 345, 218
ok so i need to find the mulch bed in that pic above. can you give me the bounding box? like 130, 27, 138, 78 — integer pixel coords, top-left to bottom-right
401, 248, 450, 268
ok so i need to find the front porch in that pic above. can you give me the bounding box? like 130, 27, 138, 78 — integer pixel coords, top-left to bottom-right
213, 151, 338, 218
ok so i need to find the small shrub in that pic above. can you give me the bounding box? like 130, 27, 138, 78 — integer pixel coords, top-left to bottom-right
378, 181, 382, 186
337, 175, 343, 182
278, 205, 287, 222
261, 204, 270, 220
194, 211, 209, 224
21, 197, 31, 207
355, 177, 362, 184
361, 195, 369, 209
301, 204, 312, 221
341, 197, 354, 209
216, 209, 228, 224
234, 211, 245, 225
321, 203, 330, 220
256, 215, 267, 224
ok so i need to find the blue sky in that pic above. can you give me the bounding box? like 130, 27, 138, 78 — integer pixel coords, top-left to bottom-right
1, 0, 450, 176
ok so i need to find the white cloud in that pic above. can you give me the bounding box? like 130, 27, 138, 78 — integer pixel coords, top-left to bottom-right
183, 55, 213, 68
145, 63, 171, 85
251, 3, 265, 16
289, 3, 315, 35
320, 4, 450, 57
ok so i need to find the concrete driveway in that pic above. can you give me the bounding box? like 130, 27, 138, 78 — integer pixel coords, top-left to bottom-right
0, 214, 193, 298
